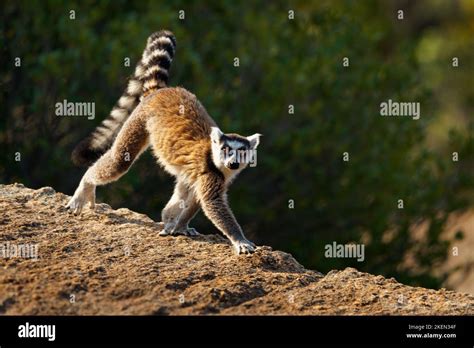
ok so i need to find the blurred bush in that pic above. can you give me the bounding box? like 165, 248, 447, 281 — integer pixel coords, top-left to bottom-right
1, 0, 472, 288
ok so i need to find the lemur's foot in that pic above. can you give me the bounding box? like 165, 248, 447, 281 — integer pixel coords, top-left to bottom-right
181, 227, 200, 236
159, 224, 200, 237
66, 183, 96, 215
233, 239, 256, 255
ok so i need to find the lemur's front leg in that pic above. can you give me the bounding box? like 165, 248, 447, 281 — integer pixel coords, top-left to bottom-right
160, 181, 200, 236
172, 194, 201, 236
196, 174, 256, 254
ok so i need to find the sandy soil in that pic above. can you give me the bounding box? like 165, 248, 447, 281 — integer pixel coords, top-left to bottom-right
0, 183, 473, 315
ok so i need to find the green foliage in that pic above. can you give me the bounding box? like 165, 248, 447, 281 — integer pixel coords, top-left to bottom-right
1, 0, 472, 288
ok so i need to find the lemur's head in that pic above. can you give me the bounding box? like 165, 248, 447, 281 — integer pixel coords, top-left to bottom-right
210, 127, 261, 174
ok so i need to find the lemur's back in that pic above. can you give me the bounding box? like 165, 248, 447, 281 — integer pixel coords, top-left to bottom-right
141, 87, 218, 180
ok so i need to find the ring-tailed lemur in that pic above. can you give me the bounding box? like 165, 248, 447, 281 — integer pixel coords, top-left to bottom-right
67, 30, 261, 255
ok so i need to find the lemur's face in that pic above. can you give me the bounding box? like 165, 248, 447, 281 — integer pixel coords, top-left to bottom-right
210, 127, 261, 172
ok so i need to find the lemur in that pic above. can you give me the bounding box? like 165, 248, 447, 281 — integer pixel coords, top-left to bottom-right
67, 30, 261, 254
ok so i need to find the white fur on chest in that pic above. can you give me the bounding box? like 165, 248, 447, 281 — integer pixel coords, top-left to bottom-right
221, 166, 243, 185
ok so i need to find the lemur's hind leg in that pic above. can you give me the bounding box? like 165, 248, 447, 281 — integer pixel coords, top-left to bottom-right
160, 182, 200, 236
67, 112, 149, 214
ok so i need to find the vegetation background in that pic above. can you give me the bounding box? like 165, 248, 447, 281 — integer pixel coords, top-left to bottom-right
1, 0, 473, 289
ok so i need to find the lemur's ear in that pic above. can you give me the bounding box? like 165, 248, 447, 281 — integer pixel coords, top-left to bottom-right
247, 133, 262, 149
210, 127, 224, 144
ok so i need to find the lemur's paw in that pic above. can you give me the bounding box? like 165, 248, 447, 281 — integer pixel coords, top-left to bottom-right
66, 185, 96, 215
233, 239, 256, 255
158, 222, 176, 236
159, 225, 200, 237
183, 227, 200, 236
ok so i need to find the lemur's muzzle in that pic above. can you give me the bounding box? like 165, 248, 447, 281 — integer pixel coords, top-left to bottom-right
228, 162, 239, 170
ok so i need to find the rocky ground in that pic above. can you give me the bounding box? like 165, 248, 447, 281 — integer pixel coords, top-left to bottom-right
0, 183, 473, 315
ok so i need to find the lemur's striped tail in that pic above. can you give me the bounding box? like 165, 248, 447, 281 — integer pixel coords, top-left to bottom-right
71, 30, 176, 167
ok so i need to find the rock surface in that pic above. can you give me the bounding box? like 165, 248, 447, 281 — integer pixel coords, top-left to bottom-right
0, 183, 473, 315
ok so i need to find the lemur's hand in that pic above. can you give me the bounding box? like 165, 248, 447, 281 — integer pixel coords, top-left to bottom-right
159, 223, 200, 236
66, 182, 96, 215
233, 238, 256, 255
